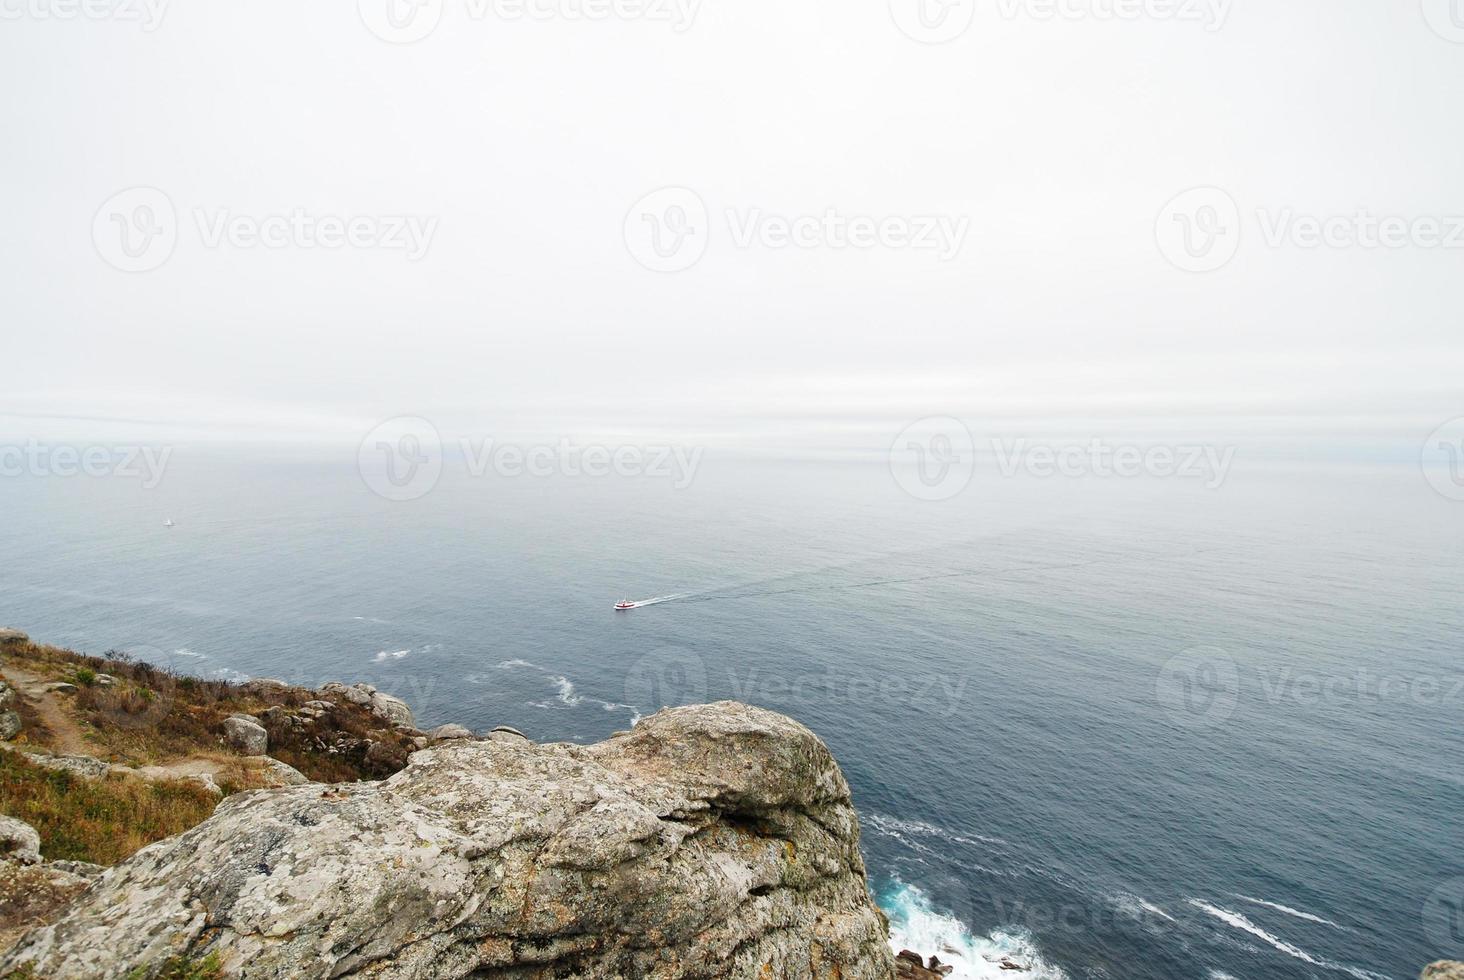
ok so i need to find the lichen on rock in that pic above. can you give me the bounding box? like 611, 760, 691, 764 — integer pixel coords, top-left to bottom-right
1, 701, 895, 979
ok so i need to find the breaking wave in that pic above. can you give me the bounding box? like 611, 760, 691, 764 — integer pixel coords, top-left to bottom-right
882, 881, 1068, 980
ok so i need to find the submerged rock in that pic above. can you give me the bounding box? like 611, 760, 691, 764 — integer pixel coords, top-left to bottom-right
2, 702, 895, 979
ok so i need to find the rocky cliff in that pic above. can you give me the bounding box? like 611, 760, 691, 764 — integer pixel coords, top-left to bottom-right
0, 701, 895, 979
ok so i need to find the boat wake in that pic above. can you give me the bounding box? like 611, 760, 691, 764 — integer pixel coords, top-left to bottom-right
1232, 894, 1347, 931
1186, 901, 1386, 980
617, 592, 698, 608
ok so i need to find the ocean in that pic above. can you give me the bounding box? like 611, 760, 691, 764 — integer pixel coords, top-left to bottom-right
1, 446, 1460, 980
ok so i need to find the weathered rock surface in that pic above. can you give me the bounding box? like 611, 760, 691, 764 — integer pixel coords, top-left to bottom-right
1425, 964, 1464, 980
0, 861, 92, 957
319, 681, 417, 728
0, 683, 19, 740
2, 702, 895, 980
0, 628, 27, 645
0, 817, 40, 867
260, 756, 310, 787
222, 715, 268, 756
24, 753, 110, 779
428, 723, 474, 741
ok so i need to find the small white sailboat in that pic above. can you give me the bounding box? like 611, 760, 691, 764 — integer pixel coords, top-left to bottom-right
163, 518, 176, 528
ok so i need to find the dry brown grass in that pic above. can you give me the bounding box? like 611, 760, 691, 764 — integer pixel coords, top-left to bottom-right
1, 641, 413, 780
0, 751, 220, 866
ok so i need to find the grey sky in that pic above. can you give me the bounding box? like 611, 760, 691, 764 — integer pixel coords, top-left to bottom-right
2, 0, 1461, 451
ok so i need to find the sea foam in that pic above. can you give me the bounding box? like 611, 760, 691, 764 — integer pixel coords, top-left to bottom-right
882, 881, 1068, 980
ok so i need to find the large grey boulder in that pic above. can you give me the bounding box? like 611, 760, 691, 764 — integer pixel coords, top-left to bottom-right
0, 816, 40, 866
221, 715, 268, 756
1, 702, 894, 980
369, 691, 414, 728
0, 711, 19, 741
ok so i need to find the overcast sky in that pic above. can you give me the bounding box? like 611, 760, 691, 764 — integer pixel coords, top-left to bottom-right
2, 0, 1461, 452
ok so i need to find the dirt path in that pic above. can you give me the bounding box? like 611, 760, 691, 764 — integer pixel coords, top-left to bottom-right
0, 664, 257, 787
1, 663, 91, 757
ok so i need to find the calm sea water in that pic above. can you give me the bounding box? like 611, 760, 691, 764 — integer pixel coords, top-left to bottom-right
1, 448, 1461, 980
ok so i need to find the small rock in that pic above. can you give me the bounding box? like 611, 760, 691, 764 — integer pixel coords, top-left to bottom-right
487, 725, 529, 744
222, 716, 269, 756
0, 682, 15, 711
0, 816, 40, 866
261, 757, 310, 787
0, 628, 28, 645
93, 673, 118, 688
0, 711, 20, 741
26, 754, 111, 779
188, 773, 224, 797
428, 724, 473, 741
43, 682, 77, 695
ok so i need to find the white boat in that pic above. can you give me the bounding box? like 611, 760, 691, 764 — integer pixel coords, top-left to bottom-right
614, 600, 635, 611
163, 519, 176, 528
